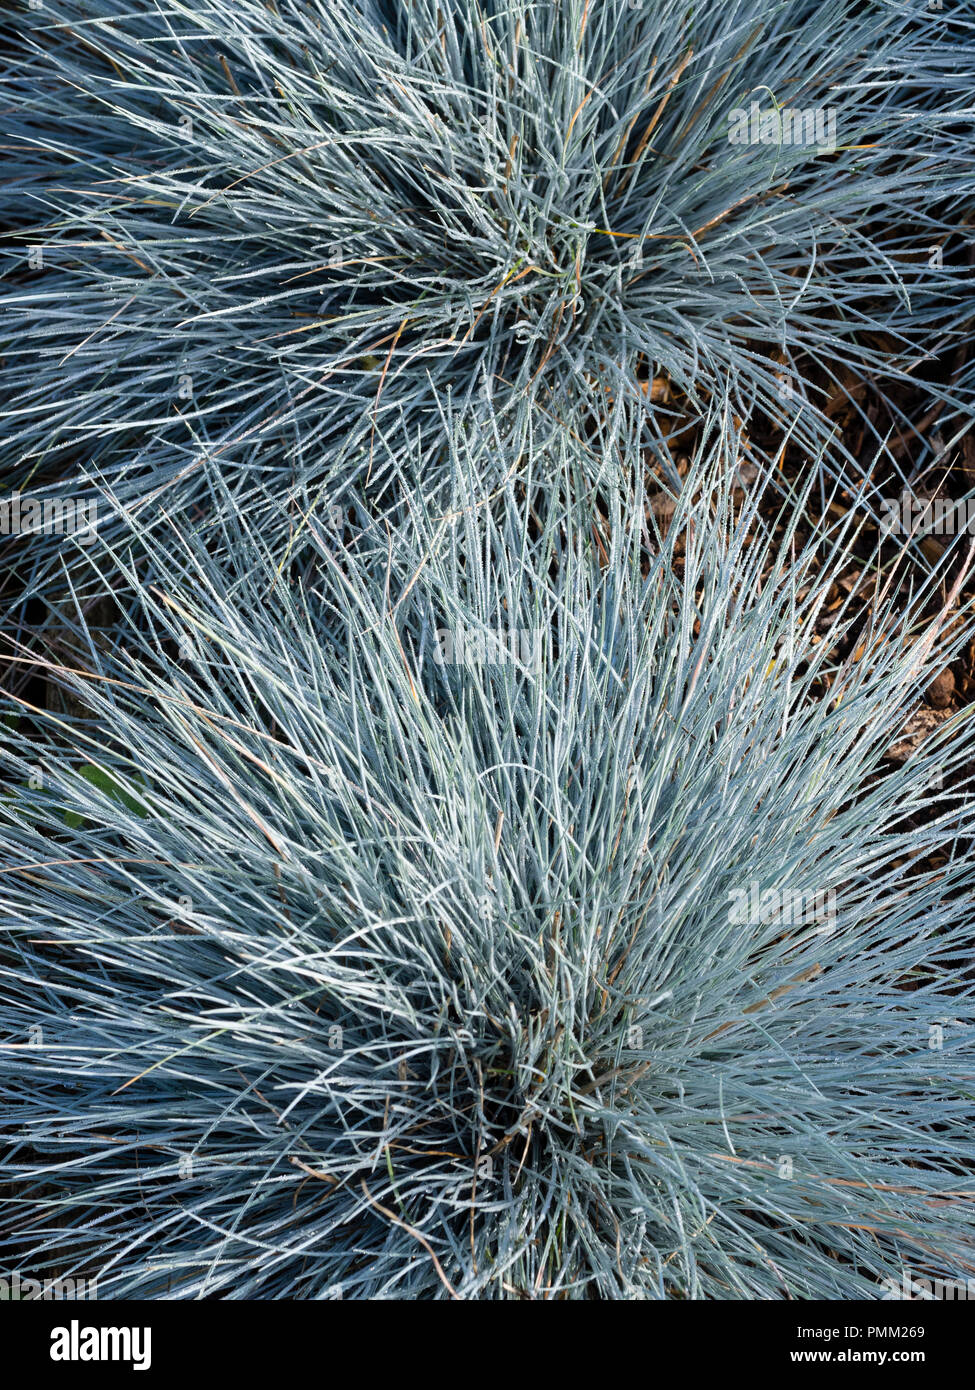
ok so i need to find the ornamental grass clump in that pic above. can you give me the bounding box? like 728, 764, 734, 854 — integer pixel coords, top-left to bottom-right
3, 0, 974, 587
2, 434, 975, 1298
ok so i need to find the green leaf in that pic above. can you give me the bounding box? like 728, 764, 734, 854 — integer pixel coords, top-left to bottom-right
64, 765, 150, 829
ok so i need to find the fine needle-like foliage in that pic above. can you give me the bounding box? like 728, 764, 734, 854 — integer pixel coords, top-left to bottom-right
2, 429, 975, 1298
2, 0, 974, 591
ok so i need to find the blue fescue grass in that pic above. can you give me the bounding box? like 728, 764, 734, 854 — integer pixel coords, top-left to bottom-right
3, 427, 975, 1298
2, 0, 974, 589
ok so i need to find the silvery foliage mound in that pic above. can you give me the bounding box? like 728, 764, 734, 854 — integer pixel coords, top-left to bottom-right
3, 430, 975, 1298
3, 0, 974, 589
